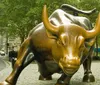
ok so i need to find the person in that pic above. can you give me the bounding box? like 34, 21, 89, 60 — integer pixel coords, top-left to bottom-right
9, 46, 17, 68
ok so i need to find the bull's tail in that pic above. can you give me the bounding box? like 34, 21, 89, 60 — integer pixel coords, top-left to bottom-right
60, 4, 96, 15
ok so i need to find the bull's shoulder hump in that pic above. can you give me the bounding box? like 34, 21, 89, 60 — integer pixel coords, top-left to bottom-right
52, 9, 64, 14
75, 16, 88, 20
28, 23, 43, 36
74, 16, 92, 30
49, 9, 69, 18
49, 9, 73, 24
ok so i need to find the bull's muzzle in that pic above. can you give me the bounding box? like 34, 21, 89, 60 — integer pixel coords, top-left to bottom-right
59, 56, 80, 75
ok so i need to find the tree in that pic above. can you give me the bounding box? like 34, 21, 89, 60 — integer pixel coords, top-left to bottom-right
1, 0, 100, 43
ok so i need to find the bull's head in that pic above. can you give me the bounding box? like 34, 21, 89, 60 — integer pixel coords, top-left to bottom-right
42, 5, 100, 75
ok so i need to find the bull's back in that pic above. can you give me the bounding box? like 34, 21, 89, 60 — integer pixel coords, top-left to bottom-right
50, 9, 92, 29
29, 9, 92, 51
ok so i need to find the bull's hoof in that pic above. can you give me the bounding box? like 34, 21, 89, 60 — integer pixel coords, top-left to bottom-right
0, 81, 11, 85
55, 83, 69, 85
83, 73, 95, 82
39, 75, 52, 80
55, 81, 69, 85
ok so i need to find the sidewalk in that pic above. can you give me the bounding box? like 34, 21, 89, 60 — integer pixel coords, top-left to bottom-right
0, 61, 100, 85
0, 58, 6, 71
0, 57, 10, 71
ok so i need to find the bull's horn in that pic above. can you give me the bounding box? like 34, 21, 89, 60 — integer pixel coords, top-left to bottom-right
85, 13, 100, 38
42, 5, 59, 34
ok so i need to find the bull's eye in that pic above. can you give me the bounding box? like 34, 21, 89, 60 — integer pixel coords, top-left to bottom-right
57, 34, 67, 46
57, 39, 63, 46
78, 36, 85, 48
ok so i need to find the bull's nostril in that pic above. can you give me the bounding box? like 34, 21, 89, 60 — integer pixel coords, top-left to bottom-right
66, 64, 79, 69
67, 60, 80, 66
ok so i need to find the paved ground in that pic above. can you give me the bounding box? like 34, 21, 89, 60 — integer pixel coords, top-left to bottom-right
0, 57, 10, 71
0, 60, 100, 85
0, 58, 6, 71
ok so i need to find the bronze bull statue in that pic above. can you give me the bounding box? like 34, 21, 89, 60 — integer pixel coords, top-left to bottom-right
0, 5, 100, 85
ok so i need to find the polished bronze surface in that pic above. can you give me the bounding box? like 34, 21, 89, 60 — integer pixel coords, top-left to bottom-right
0, 4, 99, 85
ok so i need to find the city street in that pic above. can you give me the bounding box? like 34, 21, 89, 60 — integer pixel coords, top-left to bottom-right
0, 60, 100, 85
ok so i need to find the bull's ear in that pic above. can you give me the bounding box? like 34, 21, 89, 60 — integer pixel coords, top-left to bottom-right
46, 30, 57, 39
85, 37, 96, 47
78, 36, 85, 48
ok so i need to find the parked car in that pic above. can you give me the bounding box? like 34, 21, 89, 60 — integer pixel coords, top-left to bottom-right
0, 50, 5, 56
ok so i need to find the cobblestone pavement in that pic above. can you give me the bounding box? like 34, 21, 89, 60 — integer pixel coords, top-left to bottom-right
0, 61, 100, 85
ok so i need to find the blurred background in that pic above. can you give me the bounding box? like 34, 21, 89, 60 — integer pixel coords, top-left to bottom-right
0, 0, 100, 60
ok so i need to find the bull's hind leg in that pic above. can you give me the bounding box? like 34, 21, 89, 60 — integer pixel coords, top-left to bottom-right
0, 37, 33, 85
83, 56, 95, 82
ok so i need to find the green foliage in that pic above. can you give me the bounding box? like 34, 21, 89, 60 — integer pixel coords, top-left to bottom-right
0, 0, 100, 43
78, 0, 99, 22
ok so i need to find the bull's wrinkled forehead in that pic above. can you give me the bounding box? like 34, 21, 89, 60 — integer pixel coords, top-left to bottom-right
57, 24, 86, 47
58, 24, 86, 36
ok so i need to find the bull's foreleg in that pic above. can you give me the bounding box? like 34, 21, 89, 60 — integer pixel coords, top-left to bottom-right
0, 38, 32, 85
82, 56, 95, 82
55, 73, 72, 85
37, 62, 53, 80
